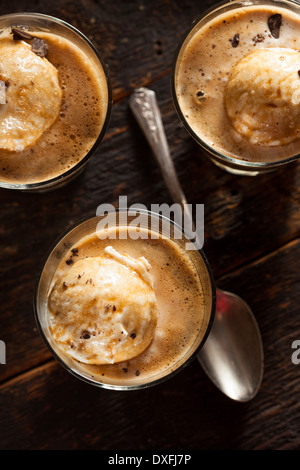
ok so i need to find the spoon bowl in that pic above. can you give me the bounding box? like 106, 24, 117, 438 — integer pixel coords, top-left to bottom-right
198, 288, 263, 401
129, 87, 264, 401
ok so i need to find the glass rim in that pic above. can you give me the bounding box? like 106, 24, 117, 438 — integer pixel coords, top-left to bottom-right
0, 12, 112, 191
170, 0, 300, 170
33, 209, 216, 391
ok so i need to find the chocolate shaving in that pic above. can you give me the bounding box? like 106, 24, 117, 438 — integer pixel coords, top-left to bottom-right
229, 33, 240, 48
32, 37, 48, 58
11, 27, 49, 58
11, 27, 33, 41
268, 14, 282, 39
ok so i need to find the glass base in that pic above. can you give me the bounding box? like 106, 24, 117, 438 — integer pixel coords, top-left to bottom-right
211, 157, 260, 176
208, 154, 277, 176
20, 165, 86, 193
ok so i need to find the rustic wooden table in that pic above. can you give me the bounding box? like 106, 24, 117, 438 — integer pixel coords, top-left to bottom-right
1, 0, 300, 451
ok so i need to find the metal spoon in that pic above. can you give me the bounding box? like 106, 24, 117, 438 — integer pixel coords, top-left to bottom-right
129, 87, 264, 401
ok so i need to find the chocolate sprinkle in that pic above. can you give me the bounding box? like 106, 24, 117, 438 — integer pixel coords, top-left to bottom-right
11, 27, 33, 41
252, 33, 265, 44
268, 14, 282, 39
196, 90, 206, 102
229, 33, 240, 48
130, 332, 136, 339
32, 37, 48, 58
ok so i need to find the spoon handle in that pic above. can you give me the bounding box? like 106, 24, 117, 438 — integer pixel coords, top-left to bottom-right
129, 87, 263, 402
129, 87, 194, 230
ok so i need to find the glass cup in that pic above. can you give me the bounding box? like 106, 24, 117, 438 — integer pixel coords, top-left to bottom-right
34, 210, 216, 390
171, 0, 300, 176
0, 13, 112, 191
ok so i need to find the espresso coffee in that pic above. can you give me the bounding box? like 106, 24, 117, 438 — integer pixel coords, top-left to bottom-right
0, 27, 109, 185
175, 3, 300, 163
46, 226, 209, 387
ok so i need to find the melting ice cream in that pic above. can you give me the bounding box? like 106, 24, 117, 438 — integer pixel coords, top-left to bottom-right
225, 47, 300, 146
48, 246, 158, 365
0, 37, 62, 151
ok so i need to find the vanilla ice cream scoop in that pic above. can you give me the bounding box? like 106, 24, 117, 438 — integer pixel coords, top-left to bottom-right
225, 47, 300, 146
48, 247, 158, 365
0, 37, 62, 151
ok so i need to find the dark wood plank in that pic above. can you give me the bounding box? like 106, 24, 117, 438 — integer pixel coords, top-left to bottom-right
1, 238, 300, 450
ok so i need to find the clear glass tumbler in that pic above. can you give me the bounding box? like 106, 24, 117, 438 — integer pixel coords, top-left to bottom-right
0, 13, 112, 191
171, 0, 300, 175
34, 210, 216, 390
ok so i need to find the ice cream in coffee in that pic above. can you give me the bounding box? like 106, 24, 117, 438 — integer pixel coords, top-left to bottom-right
48, 245, 159, 365
175, 2, 300, 163
0, 22, 109, 186
46, 226, 210, 387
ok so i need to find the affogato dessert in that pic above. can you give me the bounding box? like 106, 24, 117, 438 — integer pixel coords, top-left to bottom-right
0, 15, 110, 188
38, 220, 214, 389
174, 1, 300, 163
